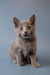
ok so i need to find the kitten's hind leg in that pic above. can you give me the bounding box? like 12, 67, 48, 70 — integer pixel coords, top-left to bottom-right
9, 49, 17, 64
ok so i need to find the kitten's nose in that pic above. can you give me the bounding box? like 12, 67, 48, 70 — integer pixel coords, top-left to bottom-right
25, 31, 27, 35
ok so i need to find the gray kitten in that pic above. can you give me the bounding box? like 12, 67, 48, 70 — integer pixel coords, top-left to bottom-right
9, 14, 40, 67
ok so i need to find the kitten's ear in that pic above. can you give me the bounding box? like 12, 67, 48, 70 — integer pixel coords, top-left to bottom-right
29, 14, 35, 25
13, 17, 20, 28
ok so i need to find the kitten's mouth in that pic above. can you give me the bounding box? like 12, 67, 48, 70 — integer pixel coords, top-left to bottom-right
23, 34, 28, 37
23, 34, 30, 39
19, 34, 33, 40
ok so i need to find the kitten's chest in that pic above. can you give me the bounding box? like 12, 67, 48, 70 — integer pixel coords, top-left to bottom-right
22, 45, 33, 57
20, 41, 33, 49
20, 41, 34, 56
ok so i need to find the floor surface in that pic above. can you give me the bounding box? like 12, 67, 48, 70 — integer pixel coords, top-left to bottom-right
0, 46, 50, 75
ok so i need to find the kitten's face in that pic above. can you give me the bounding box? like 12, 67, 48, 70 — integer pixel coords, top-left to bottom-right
13, 14, 35, 40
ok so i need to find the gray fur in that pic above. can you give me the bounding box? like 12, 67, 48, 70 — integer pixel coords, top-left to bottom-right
9, 14, 40, 67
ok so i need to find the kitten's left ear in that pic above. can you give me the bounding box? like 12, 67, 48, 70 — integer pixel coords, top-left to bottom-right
29, 14, 35, 25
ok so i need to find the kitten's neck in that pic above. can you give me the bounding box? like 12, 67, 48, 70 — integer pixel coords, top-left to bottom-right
18, 36, 34, 43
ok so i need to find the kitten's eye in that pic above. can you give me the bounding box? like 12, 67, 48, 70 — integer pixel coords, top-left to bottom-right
20, 27, 23, 31
27, 26, 31, 30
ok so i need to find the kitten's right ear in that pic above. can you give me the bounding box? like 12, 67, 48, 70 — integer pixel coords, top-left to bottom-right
13, 17, 20, 28
29, 14, 35, 25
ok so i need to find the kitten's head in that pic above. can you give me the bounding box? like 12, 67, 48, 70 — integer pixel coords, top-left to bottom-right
13, 14, 35, 40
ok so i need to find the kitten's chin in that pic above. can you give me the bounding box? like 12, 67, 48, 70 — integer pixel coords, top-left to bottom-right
22, 37, 31, 40
23, 36, 30, 39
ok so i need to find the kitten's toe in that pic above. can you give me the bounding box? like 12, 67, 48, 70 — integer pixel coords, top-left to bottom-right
17, 62, 24, 66
12, 59, 17, 64
32, 62, 40, 67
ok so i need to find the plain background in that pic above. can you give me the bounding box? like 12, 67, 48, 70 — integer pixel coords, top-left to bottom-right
0, 0, 50, 75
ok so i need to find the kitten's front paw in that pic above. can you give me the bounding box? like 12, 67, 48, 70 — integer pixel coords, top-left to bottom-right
32, 62, 40, 67
17, 62, 24, 66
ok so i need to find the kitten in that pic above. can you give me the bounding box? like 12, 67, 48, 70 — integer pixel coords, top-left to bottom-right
9, 14, 40, 67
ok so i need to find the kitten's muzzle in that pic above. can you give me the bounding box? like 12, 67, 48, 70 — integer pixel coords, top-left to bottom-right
24, 32, 28, 37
